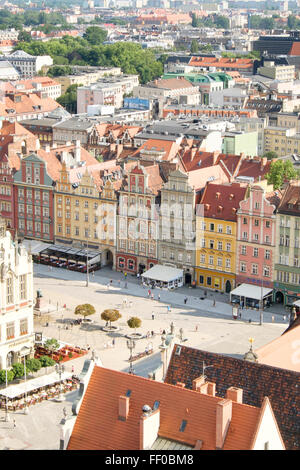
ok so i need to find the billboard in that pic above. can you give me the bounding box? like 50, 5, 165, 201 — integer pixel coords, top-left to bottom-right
124, 97, 150, 110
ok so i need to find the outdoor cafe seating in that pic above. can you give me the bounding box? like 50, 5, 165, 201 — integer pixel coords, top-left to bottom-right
0, 372, 79, 411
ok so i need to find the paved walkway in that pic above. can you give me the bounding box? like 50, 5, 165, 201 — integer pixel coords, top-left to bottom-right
0, 263, 288, 450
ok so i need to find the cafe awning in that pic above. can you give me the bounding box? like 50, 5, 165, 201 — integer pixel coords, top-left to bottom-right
293, 300, 300, 307
142, 265, 183, 283
230, 283, 273, 301
0, 371, 73, 399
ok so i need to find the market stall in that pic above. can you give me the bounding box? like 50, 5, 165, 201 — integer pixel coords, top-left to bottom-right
142, 265, 184, 289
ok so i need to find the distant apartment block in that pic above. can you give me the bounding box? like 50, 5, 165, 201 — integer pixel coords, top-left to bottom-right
0, 51, 53, 78
77, 75, 139, 114
55, 66, 122, 94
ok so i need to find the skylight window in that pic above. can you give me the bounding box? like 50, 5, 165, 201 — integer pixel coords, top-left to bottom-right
153, 401, 160, 411
179, 420, 187, 432
125, 390, 131, 397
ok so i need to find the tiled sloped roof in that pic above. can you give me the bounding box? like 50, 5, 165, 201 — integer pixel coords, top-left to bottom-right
237, 157, 272, 181
4, 93, 61, 116
67, 365, 262, 451
255, 325, 300, 373
165, 345, 300, 450
200, 182, 248, 221
36, 149, 62, 181
133, 139, 181, 162
148, 77, 195, 90
282, 315, 300, 334
278, 181, 300, 215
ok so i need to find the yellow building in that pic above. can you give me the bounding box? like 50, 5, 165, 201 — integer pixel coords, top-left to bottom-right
195, 182, 248, 293
54, 163, 118, 268
264, 126, 300, 157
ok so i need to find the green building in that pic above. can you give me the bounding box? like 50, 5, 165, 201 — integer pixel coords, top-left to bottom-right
162, 72, 233, 88
274, 181, 300, 306
222, 131, 258, 157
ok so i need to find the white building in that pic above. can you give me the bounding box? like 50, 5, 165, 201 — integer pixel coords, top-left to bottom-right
0, 51, 53, 79
0, 219, 35, 370
0, 61, 19, 81
77, 75, 139, 114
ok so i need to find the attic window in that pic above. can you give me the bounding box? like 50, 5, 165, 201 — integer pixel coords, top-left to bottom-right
125, 389, 132, 397
179, 420, 187, 432
175, 345, 182, 356
153, 401, 160, 410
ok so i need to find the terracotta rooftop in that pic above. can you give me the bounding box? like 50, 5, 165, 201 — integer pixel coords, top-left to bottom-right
237, 157, 272, 182
148, 77, 195, 90
200, 182, 248, 221
165, 345, 300, 450
67, 365, 265, 451
189, 56, 254, 70
278, 180, 300, 216
1, 92, 61, 117
255, 325, 300, 373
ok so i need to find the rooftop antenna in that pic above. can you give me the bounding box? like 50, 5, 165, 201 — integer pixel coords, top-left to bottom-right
202, 361, 213, 381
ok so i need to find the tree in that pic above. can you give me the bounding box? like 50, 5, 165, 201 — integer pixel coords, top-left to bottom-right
83, 26, 107, 46
0, 369, 14, 383
101, 309, 121, 328
214, 15, 230, 29
39, 355, 56, 367
266, 160, 298, 190
18, 31, 32, 42
127, 317, 142, 335
26, 358, 42, 373
44, 338, 60, 358
57, 83, 80, 113
74, 303, 96, 320
12, 362, 28, 379
263, 151, 278, 160
190, 39, 199, 54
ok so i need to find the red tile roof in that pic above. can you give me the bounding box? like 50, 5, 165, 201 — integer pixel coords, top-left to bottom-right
165, 345, 300, 450
189, 56, 254, 70
67, 365, 263, 450
200, 182, 248, 221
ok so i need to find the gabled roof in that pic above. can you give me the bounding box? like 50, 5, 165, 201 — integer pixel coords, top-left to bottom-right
67, 365, 264, 451
278, 180, 300, 215
255, 325, 300, 373
165, 345, 300, 450
200, 182, 248, 221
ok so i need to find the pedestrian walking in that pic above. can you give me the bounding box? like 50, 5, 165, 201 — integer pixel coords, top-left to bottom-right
110, 279, 113, 285
118, 279, 121, 287
148, 289, 151, 298
167, 305, 171, 313
71, 365, 75, 374
151, 293, 154, 300
92, 271, 95, 277
13, 418, 16, 429
151, 330, 154, 337
195, 325, 198, 332
107, 283, 110, 290
158, 294, 160, 301
112, 338, 115, 347
152, 313, 155, 320
184, 296, 187, 305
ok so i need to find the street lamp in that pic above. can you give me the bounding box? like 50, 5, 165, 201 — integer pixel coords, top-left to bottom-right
23, 356, 29, 415
86, 234, 90, 287
5, 369, 9, 422
126, 339, 136, 374
159, 334, 167, 379
55, 363, 65, 402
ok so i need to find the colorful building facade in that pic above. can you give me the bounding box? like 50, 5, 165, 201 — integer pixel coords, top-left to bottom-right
13, 153, 55, 242
116, 163, 161, 274
236, 185, 279, 290
196, 182, 248, 292
274, 181, 300, 306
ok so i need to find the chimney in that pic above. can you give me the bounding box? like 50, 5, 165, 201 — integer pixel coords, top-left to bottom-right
216, 399, 232, 449
116, 143, 123, 158
52, 143, 57, 149
261, 157, 267, 169
190, 147, 197, 161
75, 139, 81, 163
226, 387, 243, 404
192, 376, 205, 391
213, 150, 220, 165
139, 405, 160, 450
118, 395, 130, 421
176, 382, 185, 388
207, 382, 216, 397
45, 144, 50, 153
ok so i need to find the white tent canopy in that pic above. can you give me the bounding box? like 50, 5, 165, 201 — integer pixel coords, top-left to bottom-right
21, 239, 52, 255
293, 300, 300, 307
230, 283, 273, 301
0, 371, 73, 399
142, 265, 184, 288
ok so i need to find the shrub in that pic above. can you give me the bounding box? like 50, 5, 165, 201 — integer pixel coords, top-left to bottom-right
101, 309, 121, 328
39, 355, 56, 367
12, 362, 28, 378
68, 352, 73, 359
26, 358, 42, 373
127, 316, 142, 334
0, 369, 15, 384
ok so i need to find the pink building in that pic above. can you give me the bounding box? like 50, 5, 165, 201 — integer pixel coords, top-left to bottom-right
236, 186, 281, 290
